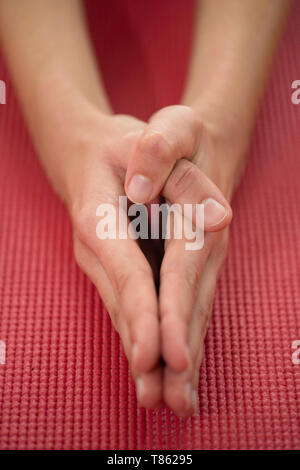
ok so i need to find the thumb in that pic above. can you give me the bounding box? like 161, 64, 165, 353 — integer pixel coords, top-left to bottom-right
124, 106, 201, 204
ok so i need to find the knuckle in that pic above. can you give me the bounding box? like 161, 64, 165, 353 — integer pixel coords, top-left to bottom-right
120, 129, 141, 147
160, 265, 199, 302
188, 108, 202, 134
166, 159, 197, 199
114, 265, 152, 300
179, 104, 200, 123
172, 105, 202, 136
72, 204, 95, 244
185, 264, 202, 292
113, 268, 132, 299
138, 130, 173, 165
160, 267, 180, 286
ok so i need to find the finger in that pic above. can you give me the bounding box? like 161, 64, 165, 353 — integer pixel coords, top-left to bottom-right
162, 276, 208, 418
100, 238, 160, 374
76, 205, 160, 375
159, 233, 211, 374
163, 365, 196, 418
161, 255, 211, 418
74, 236, 164, 408
73, 236, 121, 330
159, 218, 219, 414
135, 365, 164, 409
163, 158, 232, 231
163, 232, 228, 416
125, 105, 201, 204
117, 312, 164, 409
188, 232, 228, 392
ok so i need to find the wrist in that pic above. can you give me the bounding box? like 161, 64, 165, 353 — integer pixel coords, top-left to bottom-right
186, 92, 254, 143
184, 98, 251, 200
34, 103, 113, 203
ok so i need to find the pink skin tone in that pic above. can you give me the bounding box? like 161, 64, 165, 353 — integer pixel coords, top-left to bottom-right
0, 0, 291, 417
70, 110, 234, 416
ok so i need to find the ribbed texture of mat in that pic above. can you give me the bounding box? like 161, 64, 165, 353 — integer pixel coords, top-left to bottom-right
0, 0, 300, 449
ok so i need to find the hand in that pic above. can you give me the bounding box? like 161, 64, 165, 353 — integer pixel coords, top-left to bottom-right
43, 103, 246, 415
51, 112, 167, 408
42, 105, 235, 413
1, 0, 286, 420
125, 105, 232, 231
125, 104, 247, 416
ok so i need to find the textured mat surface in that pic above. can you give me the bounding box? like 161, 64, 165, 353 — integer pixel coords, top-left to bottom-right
0, 0, 300, 450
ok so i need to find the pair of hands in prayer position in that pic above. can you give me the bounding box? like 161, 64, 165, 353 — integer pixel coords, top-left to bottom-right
0, 0, 290, 418
69, 104, 242, 417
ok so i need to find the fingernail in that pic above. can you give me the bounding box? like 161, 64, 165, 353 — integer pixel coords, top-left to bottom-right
127, 174, 153, 203
184, 382, 192, 409
203, 198, 227, 228
192, 390, 199, 413
136, 377, 145, 402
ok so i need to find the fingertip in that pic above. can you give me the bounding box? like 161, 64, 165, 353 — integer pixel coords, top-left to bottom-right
131, 324, 160, 374
135, 368, 164, 409
203, 197, 232, 231
162, 341, 190, 373
163, 374, 195, 417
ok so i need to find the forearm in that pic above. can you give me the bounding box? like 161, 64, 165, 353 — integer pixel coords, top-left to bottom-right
0, 0, 111, 192
183, 0, 292, 139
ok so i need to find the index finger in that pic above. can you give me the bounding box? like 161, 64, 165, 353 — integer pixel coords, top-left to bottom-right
75, 201, 160, 375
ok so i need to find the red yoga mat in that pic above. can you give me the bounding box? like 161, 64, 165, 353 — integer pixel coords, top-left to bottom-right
0, 0, 300, 449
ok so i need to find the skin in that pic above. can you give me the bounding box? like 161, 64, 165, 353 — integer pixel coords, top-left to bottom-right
0, 0, 291, 417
